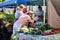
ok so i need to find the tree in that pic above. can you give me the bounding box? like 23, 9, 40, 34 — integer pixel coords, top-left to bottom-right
0, 0, 5, 2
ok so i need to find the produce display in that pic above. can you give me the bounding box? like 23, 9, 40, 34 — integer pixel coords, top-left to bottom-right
21, 24, 53, 35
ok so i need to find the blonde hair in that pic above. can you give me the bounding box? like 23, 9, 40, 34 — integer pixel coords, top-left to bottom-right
19, 4, 26, 9
27, 10, 35, 19
27, 10, 34, 14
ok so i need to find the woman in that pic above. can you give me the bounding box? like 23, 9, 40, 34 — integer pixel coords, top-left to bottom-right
14, 4, 27, 22
13, 11, 34, 40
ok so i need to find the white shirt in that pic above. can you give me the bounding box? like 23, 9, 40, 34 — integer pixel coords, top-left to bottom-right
15, 10, 24, 19
36, 11, 43, 16
34, 16, 38, 21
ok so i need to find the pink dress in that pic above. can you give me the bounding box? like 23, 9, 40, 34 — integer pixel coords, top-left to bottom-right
13, 15, 31, 34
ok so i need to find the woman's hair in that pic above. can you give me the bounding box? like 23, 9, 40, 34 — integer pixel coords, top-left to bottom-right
27, 10, 34, 14
19, 4, 26, 9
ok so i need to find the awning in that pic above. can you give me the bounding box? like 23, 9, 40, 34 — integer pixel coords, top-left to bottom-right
0, 0, 43, 7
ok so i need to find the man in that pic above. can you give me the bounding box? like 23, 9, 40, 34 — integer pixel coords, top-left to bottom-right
36, 5, 43, 21
14, 4, 26, 22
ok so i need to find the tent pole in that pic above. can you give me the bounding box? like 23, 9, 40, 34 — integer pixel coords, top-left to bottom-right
43, 0, 46, 24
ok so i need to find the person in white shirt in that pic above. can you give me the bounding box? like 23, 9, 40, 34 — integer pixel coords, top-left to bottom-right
14, 4, 26, 22
36, 5, 43, 21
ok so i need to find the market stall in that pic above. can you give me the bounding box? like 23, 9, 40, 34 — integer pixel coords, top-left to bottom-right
24, 34, 60, 40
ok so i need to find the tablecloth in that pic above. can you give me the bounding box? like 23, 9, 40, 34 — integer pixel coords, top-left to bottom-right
24, 34, 60, 40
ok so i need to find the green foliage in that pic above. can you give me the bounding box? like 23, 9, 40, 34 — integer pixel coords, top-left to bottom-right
0, 0, 5, 2
0, 9, 15, 24
0, 12, 4, 18
23, 24, 52, 35
4, 13, 14, 24
4, 9, 14, 24
43, 24, 53, 30
30, 28, 42, 35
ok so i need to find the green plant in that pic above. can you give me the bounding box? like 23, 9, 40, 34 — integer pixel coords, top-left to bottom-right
21, 24, 52, 35
3, 9, 15, 24
29, 24, 53, 35
44, 24, 52, 30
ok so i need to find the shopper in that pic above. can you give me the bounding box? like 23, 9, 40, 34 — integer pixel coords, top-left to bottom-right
14, 4, 26, 22
13, 10, 34, 40
36, 5, 43, 21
